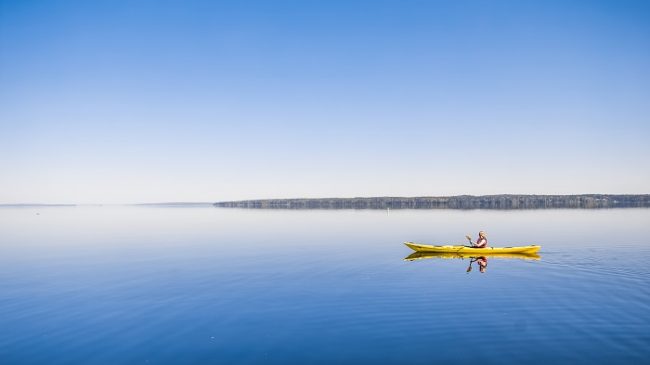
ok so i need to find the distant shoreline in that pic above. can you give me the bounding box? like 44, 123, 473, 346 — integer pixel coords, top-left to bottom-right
213, 194, 650, 210
2, 195, 649, 209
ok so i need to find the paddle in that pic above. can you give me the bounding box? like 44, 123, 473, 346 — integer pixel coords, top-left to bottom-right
465, 235, 474, 272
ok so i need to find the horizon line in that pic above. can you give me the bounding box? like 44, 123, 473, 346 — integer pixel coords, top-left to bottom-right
2, 193, 650, 206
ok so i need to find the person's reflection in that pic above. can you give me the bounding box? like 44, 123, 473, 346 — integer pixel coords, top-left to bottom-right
466, 256, 488, 273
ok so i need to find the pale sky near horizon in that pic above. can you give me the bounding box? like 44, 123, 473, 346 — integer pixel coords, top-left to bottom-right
1, 0, 649, 204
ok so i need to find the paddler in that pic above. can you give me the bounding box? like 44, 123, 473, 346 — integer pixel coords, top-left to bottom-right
465, 231, 488, 248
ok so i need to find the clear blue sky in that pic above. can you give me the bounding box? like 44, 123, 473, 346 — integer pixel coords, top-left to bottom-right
1, 0, 649, 203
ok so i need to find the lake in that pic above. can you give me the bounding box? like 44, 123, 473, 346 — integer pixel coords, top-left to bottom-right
1, 206, 648, 364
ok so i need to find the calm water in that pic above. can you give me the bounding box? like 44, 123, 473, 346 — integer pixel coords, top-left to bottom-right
1, 207, 649, 364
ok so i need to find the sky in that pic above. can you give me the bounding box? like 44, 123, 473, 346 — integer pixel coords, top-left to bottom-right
1, 0, 649, 204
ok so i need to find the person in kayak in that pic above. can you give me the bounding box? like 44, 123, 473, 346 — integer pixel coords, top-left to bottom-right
465, 231, 488, 248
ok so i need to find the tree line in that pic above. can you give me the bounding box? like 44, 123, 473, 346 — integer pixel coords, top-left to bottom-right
213, 194, 650, 209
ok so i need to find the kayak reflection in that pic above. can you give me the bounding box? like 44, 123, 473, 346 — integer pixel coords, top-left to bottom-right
404, 251, 541, 261
404, 251, 540, 274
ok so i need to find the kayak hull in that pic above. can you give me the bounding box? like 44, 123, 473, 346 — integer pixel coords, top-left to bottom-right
404, 241, 541, 255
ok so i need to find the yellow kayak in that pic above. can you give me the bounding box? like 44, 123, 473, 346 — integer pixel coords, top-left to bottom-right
404, 251, 540, 261
404, 241, 541, 255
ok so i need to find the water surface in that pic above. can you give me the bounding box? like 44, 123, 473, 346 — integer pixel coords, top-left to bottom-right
1, 207, 648, 364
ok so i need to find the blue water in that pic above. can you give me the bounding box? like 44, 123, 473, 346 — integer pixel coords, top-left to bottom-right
1, 207, 649, 364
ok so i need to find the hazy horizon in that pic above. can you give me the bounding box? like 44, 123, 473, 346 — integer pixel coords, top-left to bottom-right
2, 193, 649, 207
2, 1, 649, 204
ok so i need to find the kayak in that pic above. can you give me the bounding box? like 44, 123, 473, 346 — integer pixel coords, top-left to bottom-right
404, 241, 541, 255
404, 251, 540, 261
